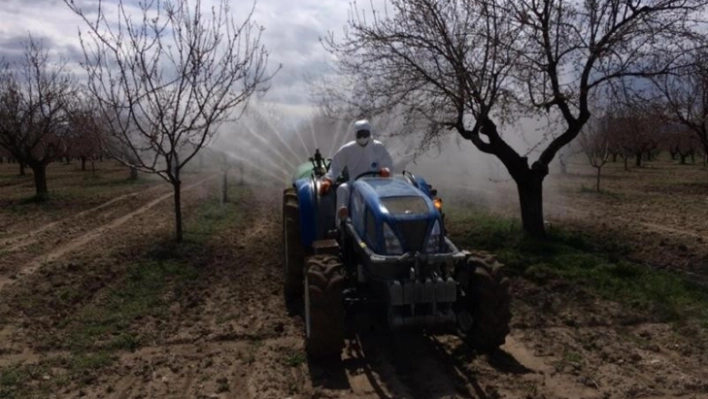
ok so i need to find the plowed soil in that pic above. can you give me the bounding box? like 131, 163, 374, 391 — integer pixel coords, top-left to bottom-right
0, 159, 707, 399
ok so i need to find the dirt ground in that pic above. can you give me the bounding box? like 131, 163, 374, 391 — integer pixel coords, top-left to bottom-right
0, 158, 707, 399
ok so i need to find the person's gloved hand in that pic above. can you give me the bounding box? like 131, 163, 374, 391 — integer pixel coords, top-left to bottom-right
319, 178, 332, 195
379, 167, 391, 177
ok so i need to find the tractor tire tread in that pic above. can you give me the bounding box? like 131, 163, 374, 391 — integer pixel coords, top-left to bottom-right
457, 254, 512, 353
305, 255, 345, 358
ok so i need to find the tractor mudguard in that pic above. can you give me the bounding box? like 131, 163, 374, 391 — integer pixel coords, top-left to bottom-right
413, 175, 433, 198
295, 177, 317, 247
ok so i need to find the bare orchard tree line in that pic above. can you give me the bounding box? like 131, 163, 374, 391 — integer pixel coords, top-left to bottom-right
0, 36, 97, 196
63, 0, 276, 242
571, 99, 708, 181
649, 47, 708, 165
321, 0, 708, 236
0, 36, 155, 195
1, 0, 275, 243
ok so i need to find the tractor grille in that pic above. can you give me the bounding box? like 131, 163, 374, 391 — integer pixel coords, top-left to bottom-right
396, 220, 429, 253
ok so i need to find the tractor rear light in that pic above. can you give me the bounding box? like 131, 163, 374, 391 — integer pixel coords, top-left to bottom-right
433, 198, 443, 211
425, 221, 441, 253
383, 223, 404, 255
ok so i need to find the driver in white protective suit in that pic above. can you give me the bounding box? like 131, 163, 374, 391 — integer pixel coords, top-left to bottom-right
319, 119, 394, 223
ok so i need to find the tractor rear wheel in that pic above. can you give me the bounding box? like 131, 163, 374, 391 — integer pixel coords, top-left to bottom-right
304, 254, 345, 358
454, 252, 511, 352
283, 188, 304, 296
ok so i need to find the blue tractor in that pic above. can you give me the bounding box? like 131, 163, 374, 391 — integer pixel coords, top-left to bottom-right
283, 149, 511, 357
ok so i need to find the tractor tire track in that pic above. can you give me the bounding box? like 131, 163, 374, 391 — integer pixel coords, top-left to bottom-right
0, 176, 217, 292
0, 184, 167, 252
3, 183, 708, 399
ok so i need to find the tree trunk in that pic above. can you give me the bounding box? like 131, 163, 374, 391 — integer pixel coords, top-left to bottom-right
516, 174, 545, 237
612, 152, 618, 163
680, 154, 687, 164
19, 162, 26, 176
129, 166, 138, 180
635, 152, 642, 167
32, 163, 48, 197
222, 170, 229, 204
624, 156, 628, 171
596, 167, 602, 192
81, 156, 87, 171
173, 178, 183, 242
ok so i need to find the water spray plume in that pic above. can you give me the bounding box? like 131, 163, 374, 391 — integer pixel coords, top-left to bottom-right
241, 121, 298, 171
250, 106, 311, 161
248, 107, 305, 165
231, 143, 291, 180
307, 112, 320, 154
223, 151, 288, 184
329, 118, 350, 156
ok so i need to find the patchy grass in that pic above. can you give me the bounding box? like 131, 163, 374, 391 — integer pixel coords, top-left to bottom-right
0, 184, 250, 398
0, 361, 54, 399
553, 349, 584, 373
59, 186, 249, 352
283, 349, 306, 367
59, 258, 198, 352
577, 184, 624, 199
186, 187, 247, 243
447, 207, 708, 324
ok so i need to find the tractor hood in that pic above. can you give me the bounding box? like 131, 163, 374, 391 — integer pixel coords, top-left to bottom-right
352, 178, 437, 218
351, 177, 442, 254
357, 177, 423, 198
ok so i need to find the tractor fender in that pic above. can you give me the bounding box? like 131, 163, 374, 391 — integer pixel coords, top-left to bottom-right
295, 177, 317, 247
412, 175, 433, 198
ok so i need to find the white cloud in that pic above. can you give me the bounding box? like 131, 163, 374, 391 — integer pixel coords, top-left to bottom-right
0, 0, 387, 121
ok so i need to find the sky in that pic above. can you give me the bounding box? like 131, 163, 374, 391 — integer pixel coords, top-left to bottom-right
0, 0, 549, 184
0, 0, 575, 205
0, 0, 384, 121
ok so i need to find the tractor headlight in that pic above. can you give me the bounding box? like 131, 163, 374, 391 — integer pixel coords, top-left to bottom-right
425, 220, 441, 253
383, 223, 404, 255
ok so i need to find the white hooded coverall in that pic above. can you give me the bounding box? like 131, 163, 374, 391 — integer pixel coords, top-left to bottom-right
325, 131, 394, 223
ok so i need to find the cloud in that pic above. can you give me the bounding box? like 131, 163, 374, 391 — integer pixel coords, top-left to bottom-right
0, 0, 387, 120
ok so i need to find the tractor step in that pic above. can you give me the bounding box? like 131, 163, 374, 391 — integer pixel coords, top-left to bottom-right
313, 239, 339, 255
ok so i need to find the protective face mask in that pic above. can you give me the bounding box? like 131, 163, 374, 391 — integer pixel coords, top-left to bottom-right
357, 137, 370, 146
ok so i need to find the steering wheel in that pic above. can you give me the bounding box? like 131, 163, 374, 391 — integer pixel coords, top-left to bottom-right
354, 170, 384, 180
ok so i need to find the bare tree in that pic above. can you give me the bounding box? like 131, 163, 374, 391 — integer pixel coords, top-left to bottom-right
614, 104, 662, 168
324, 0, 707, 236
651, 48, 708, 164
0, 37, 77, 198
662, 125, 698, 164
61, 95, 106, 173
65, 0, 275, 241
579, 115, 612, 192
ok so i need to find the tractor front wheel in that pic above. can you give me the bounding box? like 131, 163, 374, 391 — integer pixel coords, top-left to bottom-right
304, 254, 345, 358
454, 252, 511, 352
